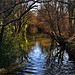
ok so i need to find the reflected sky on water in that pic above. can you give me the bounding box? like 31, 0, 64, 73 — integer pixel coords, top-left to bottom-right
5, 38, 75, 75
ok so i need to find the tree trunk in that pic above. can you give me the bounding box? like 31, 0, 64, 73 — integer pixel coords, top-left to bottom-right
0, 26, 5, 42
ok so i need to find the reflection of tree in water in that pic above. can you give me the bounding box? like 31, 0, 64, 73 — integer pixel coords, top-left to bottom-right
30, 41, 69, 75
5, 40, 75, 75
19, 35, 75, 75
17, 30, 32, 64
44, 45, 70, 75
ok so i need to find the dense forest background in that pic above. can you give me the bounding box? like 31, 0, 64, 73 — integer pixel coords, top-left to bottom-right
0, 0, 75, 70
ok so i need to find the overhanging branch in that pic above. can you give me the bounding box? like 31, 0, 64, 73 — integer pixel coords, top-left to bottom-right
0, 1, 37, 26
0, 0, 37, 14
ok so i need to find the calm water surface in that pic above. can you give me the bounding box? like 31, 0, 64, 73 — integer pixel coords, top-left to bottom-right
5, 35, 75, 75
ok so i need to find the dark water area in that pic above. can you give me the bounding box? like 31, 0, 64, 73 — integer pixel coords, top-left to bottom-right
5, 34, 75, 75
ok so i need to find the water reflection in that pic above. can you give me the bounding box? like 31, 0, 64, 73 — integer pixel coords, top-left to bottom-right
23, 42, 47, 75
5, 41, 75, 75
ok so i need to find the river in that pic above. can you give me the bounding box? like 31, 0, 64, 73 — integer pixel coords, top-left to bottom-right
5, 34, 75, 75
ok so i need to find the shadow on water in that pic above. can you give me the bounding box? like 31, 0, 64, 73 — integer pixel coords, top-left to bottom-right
5, 34, 75, 75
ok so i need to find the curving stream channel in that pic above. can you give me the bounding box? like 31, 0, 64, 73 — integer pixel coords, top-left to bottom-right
5, 34, 75, 75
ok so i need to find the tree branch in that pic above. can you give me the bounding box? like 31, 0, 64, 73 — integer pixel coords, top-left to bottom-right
0, 1, 23, 14
0, 1, 37, 26
0, 0, 36, 14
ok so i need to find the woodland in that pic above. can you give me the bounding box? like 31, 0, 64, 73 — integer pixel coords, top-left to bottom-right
0, 0, 75, 74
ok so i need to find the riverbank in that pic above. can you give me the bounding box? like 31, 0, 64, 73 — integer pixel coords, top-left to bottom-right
0, 63, 24, 74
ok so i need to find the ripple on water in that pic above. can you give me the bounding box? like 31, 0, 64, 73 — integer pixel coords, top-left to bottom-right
5, 42, 75, 75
